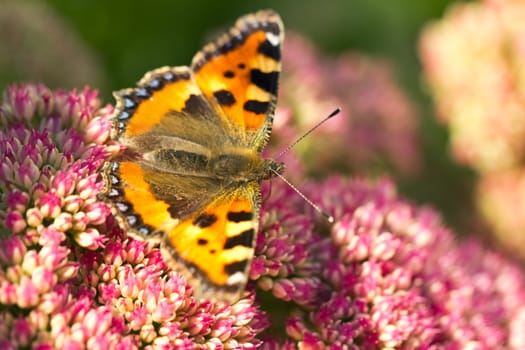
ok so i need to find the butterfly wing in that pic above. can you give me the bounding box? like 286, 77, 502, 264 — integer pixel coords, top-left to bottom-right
104, 66, 227, 238
192, 10, 283, 151
112, 66, 233, 152
162, 185, 260, 301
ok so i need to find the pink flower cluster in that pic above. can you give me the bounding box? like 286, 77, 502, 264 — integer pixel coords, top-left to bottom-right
0, 84, 264, 349
1, 81, 525, 349
255, 176, 525, 348
420, 0, 525, 259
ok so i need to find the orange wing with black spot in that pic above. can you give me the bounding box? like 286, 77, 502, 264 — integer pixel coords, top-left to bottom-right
112, 66, 231, 150
162, 186, 260, 302
104, 66, 228, 240
192, 10, 283, 151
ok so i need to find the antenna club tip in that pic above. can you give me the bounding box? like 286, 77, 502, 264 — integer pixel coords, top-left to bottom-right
328, 108, 342, 118
322, 212, 334, 223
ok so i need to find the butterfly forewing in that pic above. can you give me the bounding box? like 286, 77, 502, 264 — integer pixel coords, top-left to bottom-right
192, 10, 283, 150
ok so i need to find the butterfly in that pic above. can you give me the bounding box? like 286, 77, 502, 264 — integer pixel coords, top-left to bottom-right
101, 10, 284, 303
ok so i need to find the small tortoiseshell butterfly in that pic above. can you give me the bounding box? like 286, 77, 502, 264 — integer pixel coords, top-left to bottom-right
101, 10, 284, 303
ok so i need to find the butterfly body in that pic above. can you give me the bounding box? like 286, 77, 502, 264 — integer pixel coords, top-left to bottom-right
102, 10, 284, 303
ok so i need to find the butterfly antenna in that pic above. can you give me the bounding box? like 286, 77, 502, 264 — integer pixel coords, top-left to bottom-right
276, 107, 341, 160
271, 168, 334, 223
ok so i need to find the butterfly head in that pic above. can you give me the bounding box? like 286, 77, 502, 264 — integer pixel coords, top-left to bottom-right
262, 158, 285, 180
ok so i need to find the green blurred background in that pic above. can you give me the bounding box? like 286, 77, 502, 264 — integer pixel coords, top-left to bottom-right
1, 0, 454, 96
1, 0, 474, 231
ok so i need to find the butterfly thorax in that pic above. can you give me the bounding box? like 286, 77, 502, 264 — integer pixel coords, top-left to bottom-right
210, 148, 284, 184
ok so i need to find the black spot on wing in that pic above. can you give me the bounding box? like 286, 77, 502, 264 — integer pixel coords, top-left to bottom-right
227, 211, 253, 223
223, 70, 235, 78
258, 39, 281, 61
166, 199, 187, 219
224, 229, 254, 249
183, 94, 212, 116
244, 100, 269, 115
193, 213, 217, 228
197, 238, 208, 245
224, 260, 248, 275
160, 192, 204, 220
250, 69, 278, 95
213, 90, 236, 106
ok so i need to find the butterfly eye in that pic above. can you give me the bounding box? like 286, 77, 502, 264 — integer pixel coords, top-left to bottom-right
271, 161, 285, 175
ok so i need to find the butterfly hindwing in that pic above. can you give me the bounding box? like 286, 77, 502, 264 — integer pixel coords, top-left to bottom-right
162, 186, 259, 301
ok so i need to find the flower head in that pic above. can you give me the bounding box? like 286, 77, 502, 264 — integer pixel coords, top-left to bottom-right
256, 176, 525, 348
420, 0, 525, 173
2, 66, 525, 350
0, 84, 266, 348
420, 0, 525, 259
